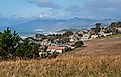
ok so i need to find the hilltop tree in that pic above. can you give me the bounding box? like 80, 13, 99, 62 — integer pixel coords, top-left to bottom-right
95, 23, 101, 35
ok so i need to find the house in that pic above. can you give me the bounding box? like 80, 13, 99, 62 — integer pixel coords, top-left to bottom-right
41, 39, 48, 46
35, 37, 43, 41
78, 31, 84, 35
38, 46, 47, 58
65, 45, 75, 50
99, 31, 112, 37
39, 52, 47, 58
47, 46, 66, 53
69, 33, 81, 42
106, 22, 121, 34
91, 35, 98, 39
81, 34, 91, 41
78, 30, 89, 35
54, 38, 64, 43
61, 37, 70, 43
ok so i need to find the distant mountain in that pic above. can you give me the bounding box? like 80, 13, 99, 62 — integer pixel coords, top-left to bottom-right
11, 17, 97, 32
0, 17, 121, 36
57, 28, 89, 33
57, 29, 81, 33
13, 17, 121, 32
0, 17, 30, 27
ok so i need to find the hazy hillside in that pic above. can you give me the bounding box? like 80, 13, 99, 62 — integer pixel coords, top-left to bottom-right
11, 17, 118, 32
0, 17, 121, 36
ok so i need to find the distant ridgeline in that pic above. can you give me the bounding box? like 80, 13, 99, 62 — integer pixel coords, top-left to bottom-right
57, 28, 89, 33
0, 17, 121, 37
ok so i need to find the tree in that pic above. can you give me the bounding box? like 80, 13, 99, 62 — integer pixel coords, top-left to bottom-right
74, 41, 84, 48
0, 28, 39, 60
63, 31, 74, 37
16, 39, 39, 59
35, 34, 47, 40
95, 23, 101, 35
0, 27, 21, 59
110, 22, 118, 34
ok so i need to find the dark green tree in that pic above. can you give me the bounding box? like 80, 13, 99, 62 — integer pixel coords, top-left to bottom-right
16, 39, 39, 59
63, 31, 74, 37
74, 41, 84, 48
0, 27, 20, 59
35, 34, 47, 40
95, 23, 101, 35
0, 28, 40, 60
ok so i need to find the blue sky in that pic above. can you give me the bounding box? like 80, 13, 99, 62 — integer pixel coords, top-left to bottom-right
0, 0, 121, 19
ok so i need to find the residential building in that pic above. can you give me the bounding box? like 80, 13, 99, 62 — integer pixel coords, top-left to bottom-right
69, 33, 81, 42
81, 34, 91, 41
47, 46, 66, 53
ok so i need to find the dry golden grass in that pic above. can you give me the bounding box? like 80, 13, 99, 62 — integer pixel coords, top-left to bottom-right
1, 36, 121, 77
0, 55, 121, 77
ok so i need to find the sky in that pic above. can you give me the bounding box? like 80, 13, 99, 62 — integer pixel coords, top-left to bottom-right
0, 0, 121, 19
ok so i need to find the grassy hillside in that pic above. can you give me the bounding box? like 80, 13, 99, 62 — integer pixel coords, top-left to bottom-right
0, 36, 121, 77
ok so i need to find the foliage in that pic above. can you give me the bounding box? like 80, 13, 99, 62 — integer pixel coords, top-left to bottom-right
0, 28, 39, 60
95, 23, 101, 35
62, 31, 74, 37
0, 28, 20, 58
47, 34, 62, 39
16, 39, 39, 59
74, 41, 84, 48
109, 22, 121, 34
35, 34, 47, 39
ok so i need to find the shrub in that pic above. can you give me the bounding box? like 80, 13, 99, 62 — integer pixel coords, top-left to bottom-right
74, 41, 84, 48
0, 28, 39, 60
0, 27, 21, 59
62, 31, 74, 37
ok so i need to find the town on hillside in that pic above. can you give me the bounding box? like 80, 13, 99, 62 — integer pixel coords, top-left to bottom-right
23, 22, 121, 58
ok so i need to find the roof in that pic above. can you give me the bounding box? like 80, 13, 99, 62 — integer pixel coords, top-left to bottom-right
47, 46, 65, 50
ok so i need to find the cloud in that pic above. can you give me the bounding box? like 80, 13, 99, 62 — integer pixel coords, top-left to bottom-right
83, 0, 121, 18
28, 0, 61, 9
65, 5, 82, 14
28, 0, 121, 19
48, 8, 58, 14
65, 5, 85, 18
84, 0, 121, 9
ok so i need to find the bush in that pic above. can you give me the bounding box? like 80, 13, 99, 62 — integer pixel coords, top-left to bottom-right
74, 41, 84, 48
63, 31, 74, 37
0, 27, 21, 59
0, 28, 39, 60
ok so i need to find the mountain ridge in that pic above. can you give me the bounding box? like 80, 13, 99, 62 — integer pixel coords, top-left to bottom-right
0, 17, 121, 36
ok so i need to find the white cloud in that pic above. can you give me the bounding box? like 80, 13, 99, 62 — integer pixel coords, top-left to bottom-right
83, 0, 121, 18
28, 0, 60, 9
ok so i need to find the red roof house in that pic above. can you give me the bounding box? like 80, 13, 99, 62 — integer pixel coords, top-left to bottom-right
47, 46, 65, 53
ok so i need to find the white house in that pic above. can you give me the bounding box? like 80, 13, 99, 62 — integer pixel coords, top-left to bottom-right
81, 34, 91, 41
99, 32, 112, 37
69, 33, 81, 42
39, 52, 47, 58
41, 39, 48, 46
91, 35, 98, 39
